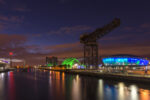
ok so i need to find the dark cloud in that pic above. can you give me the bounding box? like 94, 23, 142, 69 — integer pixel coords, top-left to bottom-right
0, 15, 24, 32
12, 5, 30, 12
122, 23, 150, 32
100, 43, 150, 56
140, 23, 150, 28
48, 25, 93, 35
0, 22, 5, 31
123, 26, 134, 31
45, 42, 80, 50
44, 42, 150, 59
101, 34, 134, 41
44, 42, 82, 58
0, 15, 24, 23
0, 34, 26, 47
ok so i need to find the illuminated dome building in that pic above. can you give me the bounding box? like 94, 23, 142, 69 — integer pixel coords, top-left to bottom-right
62, 58, 80, 69
62, 58, 85, 69
102, 54, 149, 67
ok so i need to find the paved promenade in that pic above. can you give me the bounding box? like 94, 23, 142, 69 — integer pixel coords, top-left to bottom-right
38, 67, 150, 83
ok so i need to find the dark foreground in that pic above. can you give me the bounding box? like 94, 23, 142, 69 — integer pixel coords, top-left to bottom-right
0, 69, 150, 100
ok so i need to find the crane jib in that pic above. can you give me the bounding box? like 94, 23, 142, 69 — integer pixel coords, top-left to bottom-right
80, 18, 120, 44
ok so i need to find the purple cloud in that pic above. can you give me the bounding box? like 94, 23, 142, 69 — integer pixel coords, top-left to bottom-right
48, 25, 93, 35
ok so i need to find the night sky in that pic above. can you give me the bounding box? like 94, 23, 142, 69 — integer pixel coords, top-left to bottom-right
0, 0, 150, 65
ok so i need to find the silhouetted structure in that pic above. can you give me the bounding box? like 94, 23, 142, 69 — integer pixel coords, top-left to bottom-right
80, 18, 120, 69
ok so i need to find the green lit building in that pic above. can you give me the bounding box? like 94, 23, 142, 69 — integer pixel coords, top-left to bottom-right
61, 57, 85, 69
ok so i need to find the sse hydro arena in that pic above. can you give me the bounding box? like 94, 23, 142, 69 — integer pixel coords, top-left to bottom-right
102, 55, 149, 67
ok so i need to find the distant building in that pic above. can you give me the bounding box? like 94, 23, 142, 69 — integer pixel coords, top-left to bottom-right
0, 60, 8, 70
46, 56, 58, 67
102, 54, 149, 67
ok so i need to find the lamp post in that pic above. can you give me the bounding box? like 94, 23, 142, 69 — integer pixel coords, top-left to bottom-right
9, 52, 13, 68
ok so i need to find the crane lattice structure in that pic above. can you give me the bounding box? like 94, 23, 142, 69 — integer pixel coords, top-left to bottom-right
80, 18, 120, 69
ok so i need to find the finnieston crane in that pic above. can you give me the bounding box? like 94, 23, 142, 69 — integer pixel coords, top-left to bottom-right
80, 18, 120, 69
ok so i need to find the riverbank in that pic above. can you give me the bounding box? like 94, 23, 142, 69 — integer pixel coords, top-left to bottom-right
0, 68, 15, 73
38, 67, 150, 84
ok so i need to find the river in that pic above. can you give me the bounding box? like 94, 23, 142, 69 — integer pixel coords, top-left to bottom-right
0, 69, 150, 100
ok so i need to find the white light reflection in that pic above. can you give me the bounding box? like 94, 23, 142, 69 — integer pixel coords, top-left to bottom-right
130, 85, 139, 100
98, 79, 104, 100
0, 73, 4, 79
49, 71, 52, 85
72, 75, 81, 100
0, 73, 5, 100
118, 82, 126, 100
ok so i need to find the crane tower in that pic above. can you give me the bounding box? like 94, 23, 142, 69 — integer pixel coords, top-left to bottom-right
80, 18, 120, 69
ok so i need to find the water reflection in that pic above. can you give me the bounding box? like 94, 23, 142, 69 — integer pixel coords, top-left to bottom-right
0, 70, 150, 100
98, 79, 104, 100
0, 73, 4, 79
103, 82, 117, 100
8, 72, 16, 100
130, 85, 139, 100
48, 71, 66, 100
62, 72, 65, 96
72, 75, 81, 100
0, 73, 5, 100
118, 82, 127, 100
139, 89, 150, 100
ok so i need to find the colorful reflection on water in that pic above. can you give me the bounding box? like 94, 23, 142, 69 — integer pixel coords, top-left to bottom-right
0, 69, 150, 100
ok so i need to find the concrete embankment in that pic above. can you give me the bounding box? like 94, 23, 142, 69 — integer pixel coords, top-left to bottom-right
0, 68, 15, 73
67, 70, 150, 84
38, 68, 150, 84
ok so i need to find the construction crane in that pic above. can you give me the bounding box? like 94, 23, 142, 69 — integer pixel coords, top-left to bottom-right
80, 18, 120, 69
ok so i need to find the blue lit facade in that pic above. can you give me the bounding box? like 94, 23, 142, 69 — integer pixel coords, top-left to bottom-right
102, 57, 149, 66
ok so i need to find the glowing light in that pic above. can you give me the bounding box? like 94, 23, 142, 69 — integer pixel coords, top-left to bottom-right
72, 75, 81, 100
9, 52, 13, 56
103, 57, 149, 66
98, 80, 104, 100
0, 58, 23, 63
72, 63, 78, 69
139, 89, 150, 100
0, 73, 4, 78
118, 82, 125, 100
62, 58, 80, 69
130, 85, 138, 100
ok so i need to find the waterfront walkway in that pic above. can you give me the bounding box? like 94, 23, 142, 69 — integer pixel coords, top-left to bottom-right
38, 67, 150, 83
0, 68, 15, 73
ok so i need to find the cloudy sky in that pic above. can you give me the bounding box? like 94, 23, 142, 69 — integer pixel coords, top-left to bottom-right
0, 0, 150, 65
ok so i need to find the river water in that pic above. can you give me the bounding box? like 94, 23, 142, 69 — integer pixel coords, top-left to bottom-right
0, 69, 150, 100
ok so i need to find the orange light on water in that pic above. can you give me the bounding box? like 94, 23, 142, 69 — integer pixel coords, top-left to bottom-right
139, 89, 150, 100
